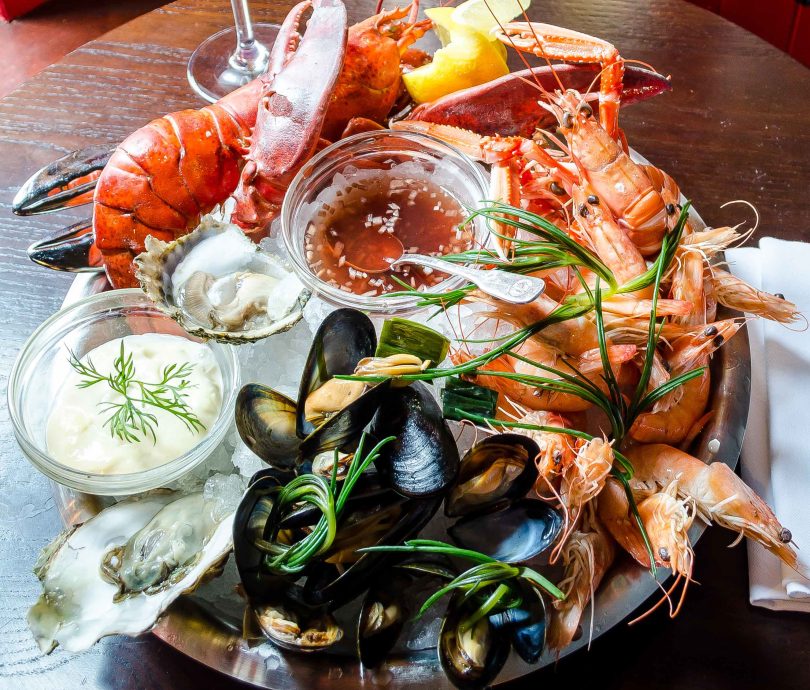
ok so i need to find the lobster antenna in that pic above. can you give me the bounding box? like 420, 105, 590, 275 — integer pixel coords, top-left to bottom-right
481, 0, 551, 96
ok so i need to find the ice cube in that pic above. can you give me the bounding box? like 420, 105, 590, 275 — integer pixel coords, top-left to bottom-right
203, 472, 247, 518
232, 441, 266, 479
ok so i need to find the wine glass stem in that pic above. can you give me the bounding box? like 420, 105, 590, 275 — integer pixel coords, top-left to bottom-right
230, 0, 262, 70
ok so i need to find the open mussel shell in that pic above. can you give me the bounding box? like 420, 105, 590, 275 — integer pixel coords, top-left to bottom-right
448, 500, 563, 564
488, 581, 547, 664
244, 600, 343, 653
235, 378, 391, 471
135, 215, 309, 343
232, 468, 297, 602
298, 379, 392, 459
301, 493, 441, 609
357, 559, 455, 669
445, 433, 540, 518
439, 591, 510, 690
357, 569, 413, 668
371, 382, 460, 498
296, 308, 376, 438
236, 385, 301, 469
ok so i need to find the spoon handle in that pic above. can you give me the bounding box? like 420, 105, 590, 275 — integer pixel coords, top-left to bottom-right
392, 254, 545, 304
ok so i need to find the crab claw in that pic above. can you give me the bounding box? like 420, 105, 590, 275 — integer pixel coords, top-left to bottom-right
406, 64, 671, 138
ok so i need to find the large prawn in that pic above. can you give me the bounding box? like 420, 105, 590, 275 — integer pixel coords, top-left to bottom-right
626, 443, 800, 571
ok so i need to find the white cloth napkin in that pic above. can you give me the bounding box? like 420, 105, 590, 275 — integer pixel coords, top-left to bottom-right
727, 239, 810, 612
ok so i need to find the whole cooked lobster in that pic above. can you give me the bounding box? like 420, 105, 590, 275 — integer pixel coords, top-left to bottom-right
15, 1, 670, 289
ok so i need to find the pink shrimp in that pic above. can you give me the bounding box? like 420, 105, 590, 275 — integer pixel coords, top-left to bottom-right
630, 319, 743, 444
626, 444, 800, 571
547, 512, 615, 652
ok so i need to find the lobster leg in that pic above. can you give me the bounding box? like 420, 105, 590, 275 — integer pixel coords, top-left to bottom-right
495, 23, 625, 139
231, 0, 348, 230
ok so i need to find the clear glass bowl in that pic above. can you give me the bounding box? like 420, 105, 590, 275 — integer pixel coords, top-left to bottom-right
8, 289, 240, 496
281, 129, 490, 314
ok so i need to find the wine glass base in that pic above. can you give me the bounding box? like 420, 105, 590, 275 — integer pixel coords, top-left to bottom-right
187, 23, 281, 103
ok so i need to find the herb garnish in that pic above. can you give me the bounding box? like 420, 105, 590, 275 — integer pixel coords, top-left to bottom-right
68, 341, 205, 444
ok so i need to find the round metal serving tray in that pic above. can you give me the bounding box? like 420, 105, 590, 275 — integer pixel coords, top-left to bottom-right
50, 204, 750, 689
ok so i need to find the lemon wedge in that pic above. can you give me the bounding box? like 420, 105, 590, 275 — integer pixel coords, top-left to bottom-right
452, 0, 530, 38
403, 7, 510, 104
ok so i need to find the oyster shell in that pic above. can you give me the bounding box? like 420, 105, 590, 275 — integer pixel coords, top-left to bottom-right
135, 215, 310, 343
27, 490, 233, 653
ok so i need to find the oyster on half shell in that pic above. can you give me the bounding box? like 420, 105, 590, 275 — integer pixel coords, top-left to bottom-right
135, 215, 310, 343
27, 490, 233, 653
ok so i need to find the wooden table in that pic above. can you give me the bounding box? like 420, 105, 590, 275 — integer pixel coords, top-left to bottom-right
1, 1, 809, 688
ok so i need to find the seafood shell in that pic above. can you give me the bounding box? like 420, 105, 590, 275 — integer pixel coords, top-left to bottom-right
27, 490, 233, 653
135, 215, 309, 343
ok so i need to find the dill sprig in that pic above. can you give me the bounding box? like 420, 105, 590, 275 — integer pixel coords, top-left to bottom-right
68, 341, 205, 444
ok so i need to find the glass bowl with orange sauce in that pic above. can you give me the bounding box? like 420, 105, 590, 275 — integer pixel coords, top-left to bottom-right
281, 129, 490, 313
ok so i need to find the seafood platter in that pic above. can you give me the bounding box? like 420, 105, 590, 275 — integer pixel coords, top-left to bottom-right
7, 0, 807, 687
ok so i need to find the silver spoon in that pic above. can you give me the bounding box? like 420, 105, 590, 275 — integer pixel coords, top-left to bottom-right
345, 236, 545, 304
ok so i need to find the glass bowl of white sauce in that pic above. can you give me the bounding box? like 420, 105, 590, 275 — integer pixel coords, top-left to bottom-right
8, 289, 240, 495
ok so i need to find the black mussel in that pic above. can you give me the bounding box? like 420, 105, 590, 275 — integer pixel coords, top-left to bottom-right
357, 560, 454, 669
439, 592, 510, 690
371, 382, 460, 498
297, 308, 377, 438
298, 379, 391, 459
357, 569, 412, 668
301, 494, 441, 609
488, 581, 547, 664
448, 500, 563, 564
236, 385, 301, 469
445, 433, 540, 518
246, 600, 343, 653
236, 378, 391, 471
232, 468, 298, 602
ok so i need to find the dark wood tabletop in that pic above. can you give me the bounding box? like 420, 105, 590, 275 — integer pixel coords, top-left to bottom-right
1, 1, 809, 688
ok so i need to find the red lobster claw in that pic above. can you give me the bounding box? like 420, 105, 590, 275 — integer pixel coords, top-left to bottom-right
406, 64, 671, 138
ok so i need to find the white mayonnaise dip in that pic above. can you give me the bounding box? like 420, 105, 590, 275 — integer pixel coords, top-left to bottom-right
46, 334, 223, 474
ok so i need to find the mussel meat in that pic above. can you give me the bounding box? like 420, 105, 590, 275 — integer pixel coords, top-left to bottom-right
297, 308, 376, 437
357, 561, 455, 669
301, 493, 441, 609
449, 500, 563, 564
439, 592, 510, 690
250, 602, 343, 653
372, 382, 460, 498
298, 379, 391, 459
357, 570, 411, 668
445, 433, 539, 518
